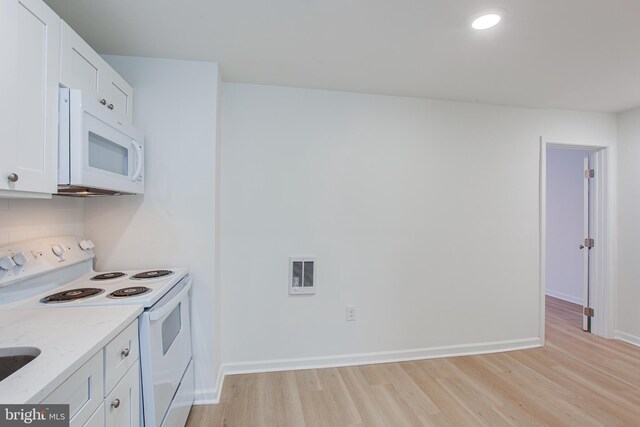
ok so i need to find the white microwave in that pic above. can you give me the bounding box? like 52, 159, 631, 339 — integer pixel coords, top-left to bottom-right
58, 88, 144, 196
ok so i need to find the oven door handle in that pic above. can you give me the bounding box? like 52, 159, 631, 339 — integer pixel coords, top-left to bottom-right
149, 278, 192, 322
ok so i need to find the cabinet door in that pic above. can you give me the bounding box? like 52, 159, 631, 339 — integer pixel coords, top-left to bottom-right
60, 20, 133, 125
60, 20, 102, 97
105, 364, 140, 427
100, 68, 134, 124
41, 351, 104, 427
0, 1, 19, 187
0, 0, 60, 194
84, 403, 105, 427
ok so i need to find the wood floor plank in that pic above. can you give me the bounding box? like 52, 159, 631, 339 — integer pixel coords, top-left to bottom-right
381, 363, 440, 418
295, 368, 362, 427
186, 297, 640, 426
338, 366, 405, 427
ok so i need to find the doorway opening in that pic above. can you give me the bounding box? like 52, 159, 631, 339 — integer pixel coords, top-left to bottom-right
540, 138, 613, 342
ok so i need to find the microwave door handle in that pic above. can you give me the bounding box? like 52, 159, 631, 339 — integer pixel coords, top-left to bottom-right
131, 140, 143, 182
148, 278, 192, 322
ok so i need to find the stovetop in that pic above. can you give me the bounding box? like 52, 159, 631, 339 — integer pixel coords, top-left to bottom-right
0, 236, 189, 310
24, 267, 189, 309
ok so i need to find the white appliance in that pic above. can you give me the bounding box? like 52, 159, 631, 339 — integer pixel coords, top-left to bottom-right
0, 237, 193, 427
58, 88, 145, 196
139, 281, 194, 427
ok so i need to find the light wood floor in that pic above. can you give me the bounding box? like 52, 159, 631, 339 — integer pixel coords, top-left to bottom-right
186, 297, 640, 426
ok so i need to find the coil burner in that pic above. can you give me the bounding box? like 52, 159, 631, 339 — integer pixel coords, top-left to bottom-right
108, 287, 151, 299
90, 272, 126, 281
41, 288, 104, 303
130, 270, 174, 280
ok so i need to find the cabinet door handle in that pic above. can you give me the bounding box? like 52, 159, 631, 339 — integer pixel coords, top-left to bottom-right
108, 104, 114, 110
100, 98, 107, 105
7, 173, 18, 183
121, 348, 130, 357
111, 398, 120, 408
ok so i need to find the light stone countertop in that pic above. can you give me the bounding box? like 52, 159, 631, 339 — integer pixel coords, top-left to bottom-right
0, 305, 143, 404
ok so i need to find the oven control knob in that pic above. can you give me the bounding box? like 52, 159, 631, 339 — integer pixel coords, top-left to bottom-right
79, 240, 92, 250
51, 244, 65, 257
0, 256, 16, 270
12, 252, 28, 266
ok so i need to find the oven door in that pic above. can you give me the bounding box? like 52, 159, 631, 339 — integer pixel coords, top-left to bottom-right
67, 89, 144, 194
139, 276, 193, 427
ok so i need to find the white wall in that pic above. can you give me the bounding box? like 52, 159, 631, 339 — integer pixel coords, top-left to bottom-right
0, 197, 83, 245
545, 148, 591, 304
220, 83, 617, 369
83, 56, 222, 402
617, 106, 640, 345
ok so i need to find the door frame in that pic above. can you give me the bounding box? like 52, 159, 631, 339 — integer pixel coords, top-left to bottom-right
539, 137, 616, 343
583, 155, 591, 332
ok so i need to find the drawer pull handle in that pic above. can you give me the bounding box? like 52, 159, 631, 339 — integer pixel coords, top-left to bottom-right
100, 99, 107, 105
111, 398, 120, 408
7, 173, 18, 183
108, 103, 114, 110
121, 348, 130, 357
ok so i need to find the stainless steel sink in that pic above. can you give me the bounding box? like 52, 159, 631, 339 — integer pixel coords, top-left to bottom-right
0, 347, 40, 382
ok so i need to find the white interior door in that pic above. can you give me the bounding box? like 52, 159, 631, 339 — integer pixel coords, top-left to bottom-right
582, 156, 591, 332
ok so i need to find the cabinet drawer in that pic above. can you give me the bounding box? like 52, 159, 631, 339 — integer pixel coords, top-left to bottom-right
105, 364, 140, 427
104, 321, 139, 395
83, 403, 105, 427
41, 351, 104, 427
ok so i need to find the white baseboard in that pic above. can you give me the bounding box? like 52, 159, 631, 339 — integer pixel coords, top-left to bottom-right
545, 290, 583, 305
193, 388, 216, 405
614, 330, 640, 347
224, 336, 540, 376
193, 337, 541, 405
194, 364, 225, 405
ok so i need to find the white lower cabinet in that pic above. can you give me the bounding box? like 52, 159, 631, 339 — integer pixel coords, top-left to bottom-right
42, 321, 140, 427
105, 364, 140, 427
104, 321, 139, 395
84, 403, 105, 427
41, 351, 103, 427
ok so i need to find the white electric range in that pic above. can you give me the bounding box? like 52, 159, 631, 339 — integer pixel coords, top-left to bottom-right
12, 267, 189, 309
0, 236, 194, 427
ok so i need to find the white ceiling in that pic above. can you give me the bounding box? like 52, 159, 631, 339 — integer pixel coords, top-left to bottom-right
43, 0, 640, 113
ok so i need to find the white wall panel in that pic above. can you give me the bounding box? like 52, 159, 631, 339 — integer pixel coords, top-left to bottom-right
220, 83, 617, 365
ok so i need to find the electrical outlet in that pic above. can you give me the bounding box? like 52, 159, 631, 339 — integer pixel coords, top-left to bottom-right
346, 305, 357, 321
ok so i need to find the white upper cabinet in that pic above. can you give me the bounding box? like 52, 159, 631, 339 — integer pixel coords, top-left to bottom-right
60, 21, 134, 124
102, 67, 134, 123
59, 20, 101, 95
0, 0, 61, 197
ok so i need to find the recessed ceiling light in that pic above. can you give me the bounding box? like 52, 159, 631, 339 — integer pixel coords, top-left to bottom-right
471, 9, 506, 30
